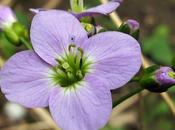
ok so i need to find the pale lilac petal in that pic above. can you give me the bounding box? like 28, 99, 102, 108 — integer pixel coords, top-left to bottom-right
49, 75, 112, 130
82, 32, 141, 90
0, 51, 52, 108
0, 6, 16, 29
29, 8, 46, 14
30, 10, 88, 66
74, 1, 120, 19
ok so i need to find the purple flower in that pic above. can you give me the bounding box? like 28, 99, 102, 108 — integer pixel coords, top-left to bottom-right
30, 0, 122, 19
0, 6, 16, 30
73, 0, 121, 19
155, 67, 175, 86
0, 10, 141, 130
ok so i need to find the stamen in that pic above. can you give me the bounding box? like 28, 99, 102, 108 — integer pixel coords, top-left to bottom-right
78, 47, 84, 58
68, 44, 76, 52
62, 62, 70, 70
55, 68, 67, 79
76, 70, 83, 79
168, 71, 175, 79
52, 45, 91, 87
67, 72, 76, 81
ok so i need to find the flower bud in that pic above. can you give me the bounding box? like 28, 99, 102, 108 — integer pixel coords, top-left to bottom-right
140, 66, 175, 93
4, 22, 28, 46
4, 27, 20, 45
0, 6, 28, 46
126, 19, 140, 32
0, 6, 16, 30
118, 19, 140, 40
81, 22, 95, 36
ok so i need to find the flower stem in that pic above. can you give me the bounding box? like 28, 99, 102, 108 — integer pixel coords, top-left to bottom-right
20, 37, 33, 50
70, 0, 84, 13
129, 76, 140, 82
112, 86, 144, 108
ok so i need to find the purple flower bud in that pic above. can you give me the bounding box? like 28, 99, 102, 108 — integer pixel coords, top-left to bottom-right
140, 66, 175, 93
155, 67, 175, 86
126, 19, 140, 32
0, 6, 16, 30
118, 19, 140, 40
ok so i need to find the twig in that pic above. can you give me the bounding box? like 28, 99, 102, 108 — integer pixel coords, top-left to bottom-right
0, 0, 12, 6
1, 121, 51, 130
100, 0, 122, 26
33, 108, 60, 130
100, 0, 175, 116
160, 92, 175, 114
43, 0, 61, 9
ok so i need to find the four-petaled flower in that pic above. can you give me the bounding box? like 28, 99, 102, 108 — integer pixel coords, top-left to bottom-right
0, 10, 141, 130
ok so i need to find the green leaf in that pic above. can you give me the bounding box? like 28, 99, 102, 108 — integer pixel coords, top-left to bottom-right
142, 25, 174, 65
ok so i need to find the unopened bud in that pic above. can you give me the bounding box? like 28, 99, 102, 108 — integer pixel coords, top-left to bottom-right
81, 22, 95, 36
4, 22, 28, 46
126, 19, 140, 32
0, 6, 16, 30
118, 19, 140, 40
140, 66, 175, 93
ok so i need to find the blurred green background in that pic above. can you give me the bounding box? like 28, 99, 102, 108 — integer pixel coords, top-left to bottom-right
0, 0, 175, 130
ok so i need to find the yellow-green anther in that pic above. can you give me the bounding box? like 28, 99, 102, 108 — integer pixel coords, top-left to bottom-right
56, 69, 67, 78
81, 22, 94, 33
62, 62, 70, 70
67, 72, 75, 81
75, 53, 81, 69
78, 47, 84, 58
168, 71, 175, 79
52, 43, 91, 87
86, 24, 94, 32
68, 44, 76, 52
76, 70, 83, 79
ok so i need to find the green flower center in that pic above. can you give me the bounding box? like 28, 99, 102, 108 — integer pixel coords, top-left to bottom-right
51, 44, 92, 87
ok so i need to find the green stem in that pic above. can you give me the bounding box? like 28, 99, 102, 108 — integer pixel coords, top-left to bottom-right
112, 86, 144, 108
70, 0, 83, 13
129, 76, 140, 82
20, 37, 33, 50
